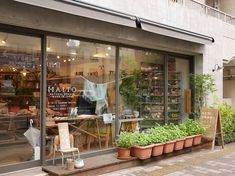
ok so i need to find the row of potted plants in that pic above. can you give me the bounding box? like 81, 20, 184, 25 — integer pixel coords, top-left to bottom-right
116, 119, 205, 160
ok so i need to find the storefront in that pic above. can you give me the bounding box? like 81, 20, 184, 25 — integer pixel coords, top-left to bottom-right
0, 0, 214, 174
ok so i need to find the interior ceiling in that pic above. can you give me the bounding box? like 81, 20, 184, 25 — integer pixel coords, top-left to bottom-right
0, 32, 116, 59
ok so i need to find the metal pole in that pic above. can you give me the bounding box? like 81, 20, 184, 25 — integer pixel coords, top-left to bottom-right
114, 46, 120, 140
40, 34, 47, 166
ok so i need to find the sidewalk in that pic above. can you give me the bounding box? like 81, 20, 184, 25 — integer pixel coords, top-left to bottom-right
99, 143, 235, 176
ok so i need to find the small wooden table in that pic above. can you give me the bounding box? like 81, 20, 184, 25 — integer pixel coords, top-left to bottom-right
118, 118, 144, 134
54, 115, 102, 150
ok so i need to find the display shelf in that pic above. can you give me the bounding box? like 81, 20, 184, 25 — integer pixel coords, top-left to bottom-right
140, 62, 165, 130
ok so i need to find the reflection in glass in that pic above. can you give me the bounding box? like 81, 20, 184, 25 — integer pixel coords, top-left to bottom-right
0, 32, 41, 166
119, 48, 165, 132
46, 37, 115, 160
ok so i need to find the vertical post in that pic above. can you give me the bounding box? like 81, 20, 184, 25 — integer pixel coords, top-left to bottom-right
40, 34, 47, 166
164, 55, 168, 124
115, 46, 120, 140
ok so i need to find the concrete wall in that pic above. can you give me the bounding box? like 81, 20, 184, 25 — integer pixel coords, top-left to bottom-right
79, 0, 232, 101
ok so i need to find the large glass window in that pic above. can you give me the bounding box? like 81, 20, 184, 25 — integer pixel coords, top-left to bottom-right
118, 48, 191, 132
168, 57, 190, 123
46, 37, 115, 159
0, 32, 41, 166
119, 48, 165, 131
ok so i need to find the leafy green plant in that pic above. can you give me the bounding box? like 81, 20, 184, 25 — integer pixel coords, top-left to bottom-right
119, 70, 142, 110
190, 74, 216, 118
116, 132, 136, 148
217, 103, 235, 143
163, 123, 187, 141
147, 126, 168, 144
135, 133, 152, 146
179, 119, 205, 136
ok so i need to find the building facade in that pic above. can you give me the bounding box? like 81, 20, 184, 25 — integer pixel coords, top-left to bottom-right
0, 0, 234, 174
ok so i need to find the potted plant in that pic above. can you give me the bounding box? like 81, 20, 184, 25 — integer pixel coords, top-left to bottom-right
180, 119, 205, 147
132, 133, 153, 160
163, 124, 180, 153
148, 125, 167, 156
169, 125, 187, 151
116, 132, 135, 160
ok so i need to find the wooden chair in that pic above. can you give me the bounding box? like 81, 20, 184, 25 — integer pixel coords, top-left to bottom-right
52, 122, 80, 166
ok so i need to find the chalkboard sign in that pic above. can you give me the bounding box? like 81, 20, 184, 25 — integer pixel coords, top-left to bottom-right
200, 108, 224, 150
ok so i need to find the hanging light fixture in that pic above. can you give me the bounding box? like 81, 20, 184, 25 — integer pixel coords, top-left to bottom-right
20, 67, 29, 76
212, 64, 223, 72
47, 39, 51, 51
1, 34, 8, 44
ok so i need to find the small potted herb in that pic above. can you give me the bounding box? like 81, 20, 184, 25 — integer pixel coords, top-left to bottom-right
148, 125, 167, 156
132, 133, 153, 160
180, 119, 205, 147
116, 132, 135, 160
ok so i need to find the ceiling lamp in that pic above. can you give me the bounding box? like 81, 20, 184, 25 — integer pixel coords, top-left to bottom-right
20, 68, 29, 76
1, 34, 8, 44
66, 39, 80, 47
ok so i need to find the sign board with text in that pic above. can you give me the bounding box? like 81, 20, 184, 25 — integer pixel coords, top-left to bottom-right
200, 108, 224, 150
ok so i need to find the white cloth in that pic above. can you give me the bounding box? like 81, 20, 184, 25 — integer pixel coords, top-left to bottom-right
83, 79, 108, 114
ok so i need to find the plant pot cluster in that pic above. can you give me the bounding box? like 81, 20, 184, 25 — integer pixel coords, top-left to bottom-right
116, 119, 205, 160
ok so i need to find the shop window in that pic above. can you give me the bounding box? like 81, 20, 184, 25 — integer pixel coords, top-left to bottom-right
118, 48, 190, 132
46, 37, 115, 159
0, 32, 41, 166
119, 48, 165, 131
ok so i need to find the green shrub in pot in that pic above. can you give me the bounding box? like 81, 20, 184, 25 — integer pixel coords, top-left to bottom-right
179, 119, 205, 136
116, 132, 136, 148
116, 132, 136, 160
147, 125, 168, 144
132, 133, 153, 160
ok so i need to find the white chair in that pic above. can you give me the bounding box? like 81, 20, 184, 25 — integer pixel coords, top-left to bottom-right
52, 122, 80, 166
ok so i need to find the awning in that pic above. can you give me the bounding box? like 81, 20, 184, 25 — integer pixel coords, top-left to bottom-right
13, 0, 137, 28
139, 18, 214, 44
13, 0, 214, 44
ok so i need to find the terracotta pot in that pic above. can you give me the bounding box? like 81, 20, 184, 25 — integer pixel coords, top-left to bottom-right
174, 139, 185, 151
133, 145, 154, 160
117, 147, 131, 160
193, 134, 202, 145
184, 136, 194, 148
152, 143, 164, 156
130, 147, 136, 157
163, 141, 175, 154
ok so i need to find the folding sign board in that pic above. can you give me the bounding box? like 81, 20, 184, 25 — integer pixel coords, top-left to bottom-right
58, 122, 70, 150
200, 108, 224, 150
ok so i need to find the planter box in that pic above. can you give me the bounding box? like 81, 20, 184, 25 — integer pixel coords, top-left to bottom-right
174, 139, 185, 151
132, 145, 153, 160
163, 141, 175, 154
117, 148, 131, 160
184, 136, 194, 148
152, 143, 164, 157
193, 134, 202, 145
